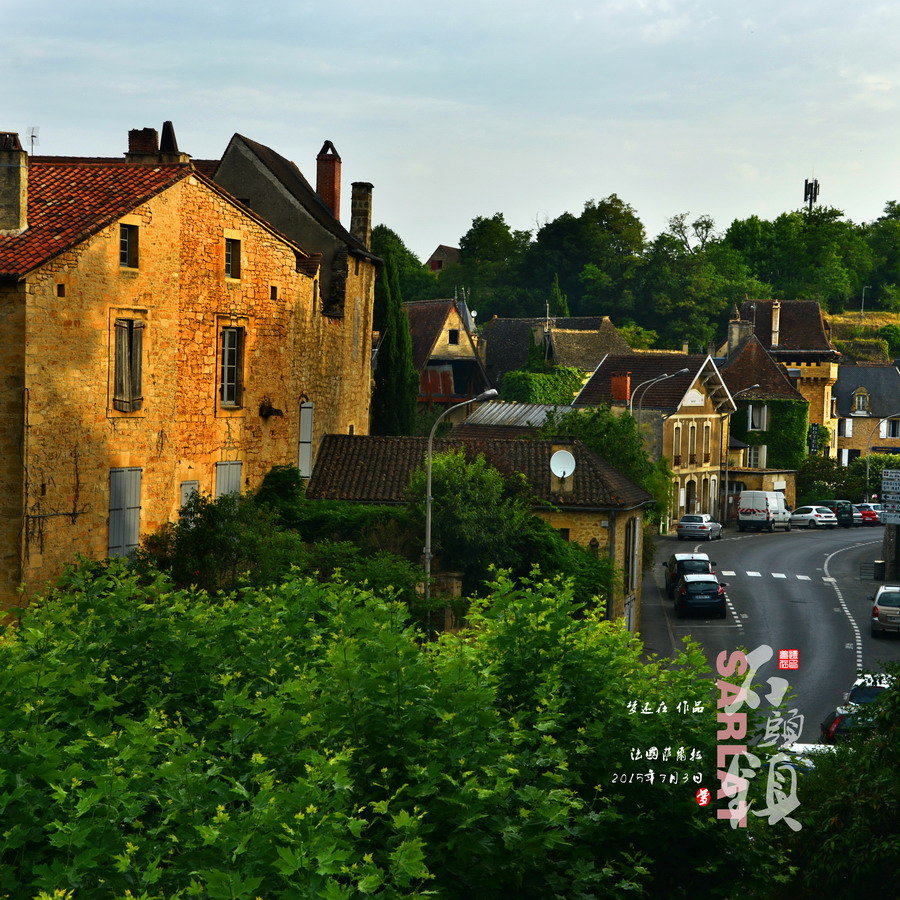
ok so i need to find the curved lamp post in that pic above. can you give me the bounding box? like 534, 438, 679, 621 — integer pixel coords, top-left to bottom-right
423, 388, 498, 612
865, 411, 900, 500
635, 368, 690, 424
721, 384, 760, 524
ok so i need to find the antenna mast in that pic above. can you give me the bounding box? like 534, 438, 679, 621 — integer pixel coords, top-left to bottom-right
803, 177, 820, 213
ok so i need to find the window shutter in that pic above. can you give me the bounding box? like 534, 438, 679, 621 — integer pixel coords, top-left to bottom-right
759, 445, 767, 468
760, 405, 768, 430
113, 319, 130, 411
846, 418, 853, 437
880, 420, 888, 438
180, 480, 200, 509
298, 402, 314, 477
215, 461, 243, 498
130, 321, 144, 411
109, 467, 141, 556
235, 328, 244, 407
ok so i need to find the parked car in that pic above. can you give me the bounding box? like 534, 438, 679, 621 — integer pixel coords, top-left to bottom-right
851, 506, 863, 527
663, 552, 715, 596
673, 573, 728, 618
856, 503, 882, 524
789, 505, 838, 529
676, 514, 723, 541
869, 585, 900, 637
809, 498, 854, 528
844, 671, 894, 705
737, 489, 791, 532
820, 707, 870, 743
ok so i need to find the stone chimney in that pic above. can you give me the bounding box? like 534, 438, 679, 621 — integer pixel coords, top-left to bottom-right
727, 316, 754, 356
0, 132, 27, 234
771, 300, 781, 348
316, 140, 341, 219
610, 371, 632, 403
349, 181, 373, 250
125, 123, 190, 164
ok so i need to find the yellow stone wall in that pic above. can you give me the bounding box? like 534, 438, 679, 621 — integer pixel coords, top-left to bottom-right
787, 360, 839, 454
429, 306, 477, 360
1, 175, 374, 607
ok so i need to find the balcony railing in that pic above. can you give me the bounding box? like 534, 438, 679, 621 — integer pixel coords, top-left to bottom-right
673, 454, 682, 466
689, 453, 697, 465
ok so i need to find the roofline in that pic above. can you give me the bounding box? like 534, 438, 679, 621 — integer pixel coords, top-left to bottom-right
676, 355, 736, 414
572, 353, 609, 404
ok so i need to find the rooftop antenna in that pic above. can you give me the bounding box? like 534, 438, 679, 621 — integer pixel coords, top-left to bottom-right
26, 126, 39, 154
804, 177, 820, 213
550, 449, 576, 485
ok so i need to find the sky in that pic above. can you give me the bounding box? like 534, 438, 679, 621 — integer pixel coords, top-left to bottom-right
4, 0, 899, 261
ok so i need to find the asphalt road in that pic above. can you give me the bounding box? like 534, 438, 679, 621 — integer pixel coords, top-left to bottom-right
639, 525, 900, 742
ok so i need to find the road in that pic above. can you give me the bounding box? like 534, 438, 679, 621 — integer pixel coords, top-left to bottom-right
639, 525, 900, 742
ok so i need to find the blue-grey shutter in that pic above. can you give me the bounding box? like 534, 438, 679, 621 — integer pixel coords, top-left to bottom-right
215, 461, 242, 498
180, 480, 200, 510
298, 402, 314, 477
109, 467, 141, 556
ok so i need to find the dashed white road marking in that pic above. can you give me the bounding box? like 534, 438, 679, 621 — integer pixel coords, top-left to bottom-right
722, 570, 736, 576
772, 573, 786, 579
747, 571, 762, 577
822, 577, 836, 583
822, 542, 879, 672
797, 575, 811, 581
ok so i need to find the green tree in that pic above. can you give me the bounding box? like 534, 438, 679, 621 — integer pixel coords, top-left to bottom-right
371, 224, 440, 313
371, 255, 419, 435
548, 272, 570, 316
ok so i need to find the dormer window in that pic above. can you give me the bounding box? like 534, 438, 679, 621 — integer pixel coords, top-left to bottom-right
448, 328, 460, 345
853, 391, 868, 413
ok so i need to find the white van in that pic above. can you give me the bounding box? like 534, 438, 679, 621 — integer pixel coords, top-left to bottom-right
737, 490, 791, 533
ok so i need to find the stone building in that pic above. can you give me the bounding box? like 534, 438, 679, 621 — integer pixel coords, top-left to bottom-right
306, 434, 654, 630
0, 125, 374, 607
833, 364, 900, 465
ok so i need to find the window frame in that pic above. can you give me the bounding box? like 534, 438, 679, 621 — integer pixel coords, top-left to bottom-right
448, 328, 460, 345
112, 317, 144, 412
747, 444, 767, 468
109, 467, 142, 557
119, 223, 139, 268
225, 238, 241, 279
747, 403, 768, 431
215, 460, 243, 498
298, 401, 314, 477
219, 326, 245, 408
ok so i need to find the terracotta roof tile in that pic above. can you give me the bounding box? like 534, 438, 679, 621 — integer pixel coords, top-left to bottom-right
719, 334, 806, 401
0, 159, 189, 277
307, 435, 653, 510
738, 299, 839, 355
402, 299, 455, 371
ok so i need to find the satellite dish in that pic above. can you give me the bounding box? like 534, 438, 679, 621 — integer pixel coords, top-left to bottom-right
550, 449, 576, 480
471, 310, 477, 318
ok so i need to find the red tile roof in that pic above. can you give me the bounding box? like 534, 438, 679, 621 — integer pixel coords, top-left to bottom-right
719, 334, 805, 401
0, 159, 190, 277
307, 435, 653, 510
738, 299, 838, 355
403, 299, 455, 370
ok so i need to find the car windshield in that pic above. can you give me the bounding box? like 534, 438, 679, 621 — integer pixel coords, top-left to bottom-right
681, 516, 703, 523
848, 685, 887, 704
686, 581, 718, 594
877, 590, 900, 608
682, 560, 711, 574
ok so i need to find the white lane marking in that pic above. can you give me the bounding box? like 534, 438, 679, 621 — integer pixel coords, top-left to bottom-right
747, 571, 762, 577
722, 570, 737, 576
772, 573, 787, 579
822, 577, 836, 583
724, 593, 743, 631
797, 575, 811, 581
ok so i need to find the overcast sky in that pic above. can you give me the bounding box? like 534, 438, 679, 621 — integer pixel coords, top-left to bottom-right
4, 0, 898, 260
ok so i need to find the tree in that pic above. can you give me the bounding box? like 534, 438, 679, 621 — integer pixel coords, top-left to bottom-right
371, 255, 419, 435
371, 224, 439, 313
548, 272, 570, 316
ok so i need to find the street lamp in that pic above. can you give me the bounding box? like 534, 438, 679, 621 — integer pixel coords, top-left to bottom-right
635, 368, 690, 424
721, 384, 760, 524
423, 388, 498, 612
860, 285, 872, 324
865, 411, 900, 500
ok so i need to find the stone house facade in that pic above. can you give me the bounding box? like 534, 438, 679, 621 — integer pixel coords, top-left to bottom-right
306, 434, 654, 630
0, 126, 374, 607
833, 365, 900, 465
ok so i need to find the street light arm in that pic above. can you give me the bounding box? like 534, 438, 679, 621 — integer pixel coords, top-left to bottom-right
865, 410, 900, 500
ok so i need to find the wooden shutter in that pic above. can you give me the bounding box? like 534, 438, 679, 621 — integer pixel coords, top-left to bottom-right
215, 461, 242, 498
109, 467, 141, 556
846, 418, 853, 437
298, 402, 314, 477
180, 480, 200, 509
880, 420, 888, 438
113, 319, 130, 411
130, 321, 144, 410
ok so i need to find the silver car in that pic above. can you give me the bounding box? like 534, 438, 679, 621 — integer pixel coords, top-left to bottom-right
676, 514, 723, 541
870, 585, 900, 637
789, 505, 837, 529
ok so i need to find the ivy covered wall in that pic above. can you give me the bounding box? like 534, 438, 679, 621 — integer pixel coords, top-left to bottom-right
729, 399, 809, 470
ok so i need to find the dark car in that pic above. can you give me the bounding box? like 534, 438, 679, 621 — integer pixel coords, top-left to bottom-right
809, 499, 854, 528
663, 552, 715, 597
673, 573, 728, 619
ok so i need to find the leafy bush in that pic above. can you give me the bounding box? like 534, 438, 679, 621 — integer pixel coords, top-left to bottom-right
875, 322, 900, 354
500, 366, 585, 403
0, 565, 786, 898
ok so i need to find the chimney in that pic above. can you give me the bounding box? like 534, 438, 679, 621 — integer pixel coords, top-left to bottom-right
727, 316, 754, 356
316, 140, 341, 219
682, 342, 689, 354
349, 181, 373, 250
771, 300, 781, 348
610, 371, 632, 403
550, 443, 575, 494
0, 132, 27, 234
125, 127, 159, 163
158, 120, 191, 163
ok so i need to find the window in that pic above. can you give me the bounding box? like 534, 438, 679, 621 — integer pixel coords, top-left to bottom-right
113, 318, 144, 412
109, 467, 141, 557
747, 404, 768, 431
215, 461, 243, 498
219, 326, 244, 407
298, 401, 314, 477
854, 392, 868, 413
623, 518, 640, 592
448, 328, 460, 345
838, 418, 853, 438
747, 445, 767, 468
225, 238, 241, 278
119, 224, 139, 268
889, 420, 900, 439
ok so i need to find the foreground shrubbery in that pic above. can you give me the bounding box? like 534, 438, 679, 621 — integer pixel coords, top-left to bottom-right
0, 565, 786, 898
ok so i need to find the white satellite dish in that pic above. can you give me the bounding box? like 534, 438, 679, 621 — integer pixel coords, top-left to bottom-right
550, 449, 576, 480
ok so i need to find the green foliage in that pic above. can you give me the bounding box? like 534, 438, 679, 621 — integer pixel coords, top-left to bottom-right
499, 366, 584, 404
371, 255, 419, 436
795, 454, 864, 503
619, 323, 658, 348
848, 452, 900, 499
728, 400, 810, 470
539, 405, 673, 519
370, 224, 440, 313
0, 565, 787, 898
875, 323, 900, 354
548, 272, 570, 316
832, 337, 891, 363
778, 663, 900, 898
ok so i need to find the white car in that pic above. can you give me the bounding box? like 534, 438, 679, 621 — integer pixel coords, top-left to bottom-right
870, 585, 900, 637
789, 505, 837, 529
843, 672, 895, 704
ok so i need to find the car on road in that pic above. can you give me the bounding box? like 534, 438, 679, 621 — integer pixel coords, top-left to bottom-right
851, 506, 863, 527
663, 552, 716, 596
844, 672, 895, 705
820, 707, 870, 743
869, 584, 900, 637
809, 498, 854, 528
855, 504, 881, 525
673, 573, 728, 618
676, 514, 723, 541
789, 505, 838, 529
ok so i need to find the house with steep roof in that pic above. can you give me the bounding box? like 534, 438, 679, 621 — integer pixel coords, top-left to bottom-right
723, 300, 841, 456
717, 334, 807, 515
306, 434, 654, 629
574, 353, 735, 524
402, 298, 490, 411
480, 316, 632, 389
426, 244, 460, 272
834, 365, 900, 465
0, 124, 372, 608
